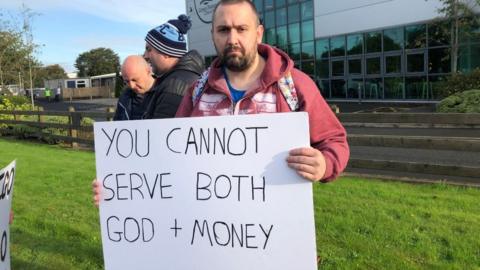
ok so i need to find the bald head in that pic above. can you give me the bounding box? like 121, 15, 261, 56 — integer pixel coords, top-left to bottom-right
121, 55, 155, 94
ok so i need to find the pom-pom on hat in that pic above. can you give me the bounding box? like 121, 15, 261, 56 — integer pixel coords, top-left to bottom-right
145, 14, 192, 58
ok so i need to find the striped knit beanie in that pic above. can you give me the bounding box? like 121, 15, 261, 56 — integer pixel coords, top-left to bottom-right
145, 14, 192, 58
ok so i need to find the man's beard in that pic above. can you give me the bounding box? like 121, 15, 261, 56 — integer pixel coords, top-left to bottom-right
218, 45, 255, 72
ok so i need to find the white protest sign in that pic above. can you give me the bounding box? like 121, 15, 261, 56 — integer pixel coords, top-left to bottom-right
94, 112, 317, 270
0, 160, 15, 270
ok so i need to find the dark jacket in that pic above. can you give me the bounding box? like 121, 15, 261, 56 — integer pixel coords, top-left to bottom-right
113, 50, 204, 121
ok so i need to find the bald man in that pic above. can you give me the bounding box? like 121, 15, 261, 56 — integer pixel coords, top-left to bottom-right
115, 54, 196, 120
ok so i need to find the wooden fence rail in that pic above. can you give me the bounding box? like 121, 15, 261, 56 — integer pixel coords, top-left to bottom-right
0, 107, 115, 148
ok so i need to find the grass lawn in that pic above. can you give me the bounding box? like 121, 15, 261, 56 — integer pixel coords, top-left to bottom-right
0, 137, 479, 269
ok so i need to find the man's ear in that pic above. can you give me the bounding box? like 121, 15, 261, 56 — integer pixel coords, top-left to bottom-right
257, 24, 264, 44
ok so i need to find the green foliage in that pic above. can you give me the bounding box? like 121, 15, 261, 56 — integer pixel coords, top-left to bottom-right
436, 68, 480, 97
436, 89, 480, 112
75, 48, 120, 77
35, 64, 67, 87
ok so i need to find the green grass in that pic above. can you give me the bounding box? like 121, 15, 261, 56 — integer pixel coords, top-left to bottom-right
1, 137, 479, 269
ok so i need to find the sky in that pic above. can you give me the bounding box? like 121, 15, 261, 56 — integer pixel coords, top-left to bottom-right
0, 0, 187, 73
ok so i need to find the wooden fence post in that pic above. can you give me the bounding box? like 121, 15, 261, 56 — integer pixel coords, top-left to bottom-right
68, 106, 79, 149
107, 107, 115, 121
38, 106, 45, 123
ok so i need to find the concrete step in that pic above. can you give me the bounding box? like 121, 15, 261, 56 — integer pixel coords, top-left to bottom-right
344, 168, 480, 187
348, 134, 480, 152
348, 158, 480, 179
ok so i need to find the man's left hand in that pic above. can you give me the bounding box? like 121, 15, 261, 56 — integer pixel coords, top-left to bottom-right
287, 147, 326, 182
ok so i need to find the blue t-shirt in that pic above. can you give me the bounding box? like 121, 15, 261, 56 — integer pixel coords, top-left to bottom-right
223, 66, 246, 103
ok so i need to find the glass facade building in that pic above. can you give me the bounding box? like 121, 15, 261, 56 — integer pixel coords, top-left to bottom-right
203, 0, 480, 102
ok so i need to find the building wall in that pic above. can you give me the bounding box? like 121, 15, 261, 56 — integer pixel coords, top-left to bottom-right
314, 0, 443, 38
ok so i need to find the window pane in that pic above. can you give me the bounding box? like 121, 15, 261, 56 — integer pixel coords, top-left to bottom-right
315, 39, 329, 59
276, 7, 287, 26
330, 36, 345, 57
406, 24, 426, 49
385, 55, 402, 74
429, 48, 451, 73
384, 27, 404, 51
405, 76, 428, 99
276, 25, 287, 46
347, 34, 363, 55
302, 41, 314, 60
289, 42, 301, 60
429, 75, 446, 99
365, 78, 383, 99
302, 20, 314, 42
365, 31, 382, 53
348, 59, 362, 75
288, 23, 300, 43
384, 77, 404, 99
254, 0, 264, 12
429, 20, 450, 47
288, 0, 297, 3
265, 0, 274, 10
316, 79, 330, 98
301, 1, 313, 20
458, 43, 480, 72
366, 57, 381, 75
332, 60, 345, 77
317, 59, 329, 78
288, 4, 300, 23
347, 78, 363, 99
264, 10, 275, 28
331, 79, 346, 98
265, 28, 276, 45
407, 53, 425, 73
275, 0, 286, 7
302, 60, 315, 75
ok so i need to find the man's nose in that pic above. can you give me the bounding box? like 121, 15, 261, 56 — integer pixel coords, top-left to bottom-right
226, 30, 238, 45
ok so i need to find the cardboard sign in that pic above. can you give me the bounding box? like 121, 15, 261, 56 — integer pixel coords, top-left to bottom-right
0, 160, 15, 270
94, 113, 317, 270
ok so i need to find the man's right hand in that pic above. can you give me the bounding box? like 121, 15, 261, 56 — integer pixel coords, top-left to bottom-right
92, 179, 102, 207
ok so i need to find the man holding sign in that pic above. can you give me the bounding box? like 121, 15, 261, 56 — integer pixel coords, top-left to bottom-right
175, 0, 349, 182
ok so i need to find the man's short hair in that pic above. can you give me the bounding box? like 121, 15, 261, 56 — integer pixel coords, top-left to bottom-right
212, 0, 261, 26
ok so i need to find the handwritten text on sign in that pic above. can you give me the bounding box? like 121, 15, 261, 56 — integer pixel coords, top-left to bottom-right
0, 160, 15, 270
94, 113, 317, 270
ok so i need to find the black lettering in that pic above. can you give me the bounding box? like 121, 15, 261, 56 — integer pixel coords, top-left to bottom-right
102, 128, 117, 156
245, 126, 268, 153
260, 224, 273, 249
115, 173, 128, 200
214, 175, 232, 199
134, 129, 150, 157
232, 175, 249, 202
102, 174, 115, 201
199, 128, 210, 154
166, 128, 181, 154
116, 129, 134, 158
159, 173, 173, 199
106, 216, 121, 242
227, 128, 246, 156
129, 173, 144, 200
141, 218, 155, 242
5, 167, 14, 195
124, 217, 141, 243
185, 127, 198, 155
213, 222, 230, 246
191, 219, 213, 246
144, 173, 158, 199
252, 176, 266, 202
231, 222, 244, 248
1, 230, 6, 261
196, 172, 212, 200
213, 128, 226, 154
245, 224, 258, 249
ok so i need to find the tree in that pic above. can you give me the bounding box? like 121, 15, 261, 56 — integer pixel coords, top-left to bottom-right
436, 0, 480, 73
75, 48, 120, 77
34, 64, 66, 87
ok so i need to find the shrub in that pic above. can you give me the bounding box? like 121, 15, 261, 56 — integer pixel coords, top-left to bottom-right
436, 89, 480, 113
436, 68, 480, 98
